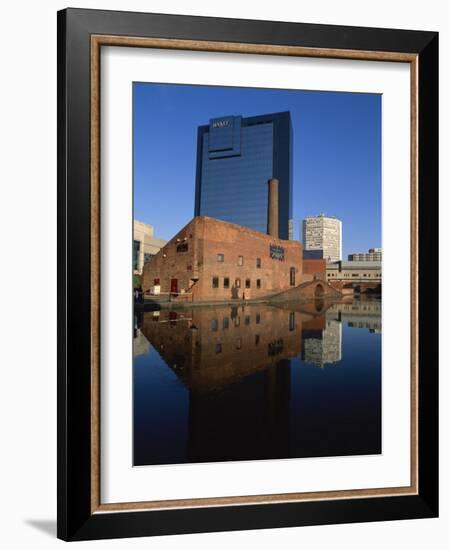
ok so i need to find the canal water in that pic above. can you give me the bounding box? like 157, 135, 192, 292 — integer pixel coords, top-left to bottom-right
133, 298, 382, 466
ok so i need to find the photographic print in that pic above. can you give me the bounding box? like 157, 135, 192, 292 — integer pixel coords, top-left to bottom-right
58, 9, 438, 540
132, 83, 382, 466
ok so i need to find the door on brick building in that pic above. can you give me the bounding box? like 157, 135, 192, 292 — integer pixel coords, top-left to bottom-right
170, 278, 178, 294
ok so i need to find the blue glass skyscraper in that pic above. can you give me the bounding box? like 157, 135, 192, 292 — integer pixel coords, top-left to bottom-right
194, 112, 293, 240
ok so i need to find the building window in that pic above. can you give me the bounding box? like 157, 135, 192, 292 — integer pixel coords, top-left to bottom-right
217, 253, 224, 262
245, 315, 251, 326
256, 313, 261, 324
255, 335, 260, 345
352, 273, 359, 278
211, 319, 218, 331
215, 343, 222, 354
290, 267, 296, 286
212, 276, 219, 288
238, 255, 244, 266
256, 258, 261, 268
144, 253, 153, 264
245, 278, 251, 288
176, 242, 188, 253
224, 277, 230, 288
222, 317, 229, 330
154, 278, 160, 285
256, 279, 261, 289
236, 338, 242, 350
289, 312, 295, 331
234, 316, 240, 327
235, 278, 241, 288
133, 240, 140, 271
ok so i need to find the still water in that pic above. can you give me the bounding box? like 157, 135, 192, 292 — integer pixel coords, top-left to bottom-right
133, 299, 381, 466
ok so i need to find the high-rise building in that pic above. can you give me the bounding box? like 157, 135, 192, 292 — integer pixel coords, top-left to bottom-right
302, 213, 342, 262
194, 112, 293, 239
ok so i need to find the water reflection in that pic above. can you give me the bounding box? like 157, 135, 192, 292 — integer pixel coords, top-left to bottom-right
133, 298, 382, 466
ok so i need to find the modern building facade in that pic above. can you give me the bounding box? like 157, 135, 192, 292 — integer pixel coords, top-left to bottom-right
302, 213, 342, 262
348, 248, 382, 262
326, 261, 382, 282
133, 220, 167, 275
194, 112, 293, 239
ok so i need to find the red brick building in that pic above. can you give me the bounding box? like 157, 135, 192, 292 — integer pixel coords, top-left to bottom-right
142, 216, 325, 303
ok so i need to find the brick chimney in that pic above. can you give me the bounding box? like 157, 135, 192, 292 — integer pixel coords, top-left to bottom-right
267, 177, 279, 238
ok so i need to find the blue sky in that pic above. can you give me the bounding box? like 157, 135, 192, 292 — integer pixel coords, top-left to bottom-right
133, 83, 381, 258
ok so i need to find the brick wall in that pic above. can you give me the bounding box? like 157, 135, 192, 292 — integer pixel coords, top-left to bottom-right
143, 216, 304, 302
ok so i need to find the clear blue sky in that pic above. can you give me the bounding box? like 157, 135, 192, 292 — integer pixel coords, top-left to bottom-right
133, 82, 381, 258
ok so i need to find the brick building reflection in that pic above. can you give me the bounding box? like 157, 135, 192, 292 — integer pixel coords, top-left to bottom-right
139, 304, 337, 462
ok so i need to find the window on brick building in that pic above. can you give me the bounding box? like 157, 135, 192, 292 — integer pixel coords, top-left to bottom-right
256, 279, 261, 289
255, 335, 260, 345
289, 311, 295, 331
236, 338, 242, 350
238, 255, 244, 266
212, 276, 219, 288
245, 279, 251, 288
256, 313, 261, 324
256, 258, 261, 268
217, 253, 224, 262
215, 343, 222, 354
224, 277, 230, 288
235, 278, 241, 288
290, 267, 296, 286
245, 315, 250, 325
223, 317, 229, 330
234, 316, 240, 327
211, 319, 218, 331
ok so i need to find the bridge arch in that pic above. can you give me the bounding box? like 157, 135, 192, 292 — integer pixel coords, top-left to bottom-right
314, 283, 325, 298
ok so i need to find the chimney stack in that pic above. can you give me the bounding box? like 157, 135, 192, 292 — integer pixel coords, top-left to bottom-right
267, 177, 279, 238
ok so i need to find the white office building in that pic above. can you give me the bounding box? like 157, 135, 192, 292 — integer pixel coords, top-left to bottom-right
302, 213, 342, 262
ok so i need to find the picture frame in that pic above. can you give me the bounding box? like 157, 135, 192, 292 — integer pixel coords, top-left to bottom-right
57, 7, 438, 541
